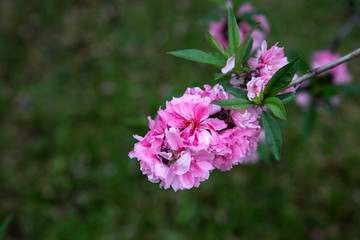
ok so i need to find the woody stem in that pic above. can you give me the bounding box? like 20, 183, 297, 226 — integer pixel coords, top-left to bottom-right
288, 47, 360, 88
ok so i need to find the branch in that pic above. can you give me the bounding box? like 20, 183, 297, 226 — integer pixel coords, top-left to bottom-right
288, 48, 360, 88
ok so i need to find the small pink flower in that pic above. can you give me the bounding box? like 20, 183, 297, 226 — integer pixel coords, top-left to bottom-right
248, 40, 288, 77
246, 75, 270, 100
295, 50, 353, 109
295, 92, 311, 108
312, 50, 353, 84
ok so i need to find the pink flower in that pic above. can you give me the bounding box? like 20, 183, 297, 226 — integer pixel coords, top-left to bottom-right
295, 50, 353, 108
295, 92, 311, 108
208, 3, 269, 51
161, 128, 215, 191
160, 94, 227, 150
212, 107, 261, 171
222, 55, 235, 74
246, 75, 270, 100
311, 50, 353, 84
129, 85, 262, 190
248, 40, 288, 77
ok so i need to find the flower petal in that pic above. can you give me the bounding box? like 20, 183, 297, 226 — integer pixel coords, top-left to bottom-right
165, 129, 183, 151
173, 152, 192, 175
221, 55, 235, 74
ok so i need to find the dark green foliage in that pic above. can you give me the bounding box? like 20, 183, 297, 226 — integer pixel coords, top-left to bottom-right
235, 23, 260, 67
276, 92, 296, 104
262, 111, 282, 160
264, 97, 287, 120
264, 58, 300, 97
213, 97, 255, 109
168, 49, 225, 67
225, 86, 248, 98
227, 8, 241, 54
0, 217, 12, 240
302, 98, 317, 138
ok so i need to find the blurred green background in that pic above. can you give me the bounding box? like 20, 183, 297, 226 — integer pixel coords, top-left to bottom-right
1, 0, 360, 239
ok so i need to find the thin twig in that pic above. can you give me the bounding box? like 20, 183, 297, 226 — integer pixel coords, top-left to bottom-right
288, 48, 360, 88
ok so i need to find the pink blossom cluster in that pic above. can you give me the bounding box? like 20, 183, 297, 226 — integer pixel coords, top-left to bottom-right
295, 50, 353, 108
225, 40, 296, 100
129, 85, 261, 191
209, 3, 270, 52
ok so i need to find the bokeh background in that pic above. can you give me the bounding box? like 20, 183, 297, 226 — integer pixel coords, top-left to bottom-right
1, 0, 360, 239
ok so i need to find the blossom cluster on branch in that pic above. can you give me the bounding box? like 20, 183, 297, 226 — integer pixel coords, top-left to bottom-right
129, 2, 359, 191
129, 85, 260, 191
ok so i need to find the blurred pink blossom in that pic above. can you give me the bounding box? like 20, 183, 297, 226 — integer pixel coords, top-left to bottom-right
295, 50, 353, 108
208, 3, 269, 51
311, 50, 353, 84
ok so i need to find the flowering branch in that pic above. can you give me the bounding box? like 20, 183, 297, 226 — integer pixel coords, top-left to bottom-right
288, 48, 360, 88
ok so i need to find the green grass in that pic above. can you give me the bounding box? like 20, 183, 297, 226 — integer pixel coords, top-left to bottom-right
0, 0, 360, 239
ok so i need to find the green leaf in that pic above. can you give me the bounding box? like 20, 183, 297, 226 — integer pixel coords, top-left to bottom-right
227, 8, 240, 55
168, 49, 226, 67
264, 58, 300, 97
324, 98, 336, 115
262, 110, 282, 160
302, 98, 316, 138
214, 73, 228, 81
275, 92, 296, 104
257, 142, 271, 166
336, 83, 360, 94
242, 37, 253, 62
224, 86, 248, 98
232, 0, 242, 11
264, 97, 287, 120
221, 44, 232, 58
0, 216, 12, 240
235, 22, 260, 68
207, 32, 227, 59
213, 98, 255, 109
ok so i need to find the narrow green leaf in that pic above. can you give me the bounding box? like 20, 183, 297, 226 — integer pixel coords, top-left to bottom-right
224, 86, 248, 98
321, 86, 337, 98
242, 37, 253, 62
168, 49, 226, 67
264, 58, 300, 97
221, 44, 232, 58
213, 98, 255, 109
262, 110, 282, 160
324, 98, 336, 116
214, 73, 227, 81
232, 0, 242, 11
227, 8, 240, 54
302, 98, 316, 138
336, 83, 360, 94
0, 216, 12, 240
235, 22, 261, 68
264, 97, 287, 120
275, 92, 296, 104
207, 32, 227, 59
